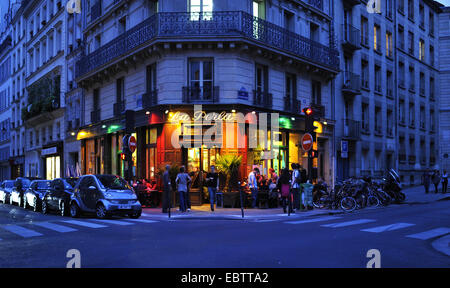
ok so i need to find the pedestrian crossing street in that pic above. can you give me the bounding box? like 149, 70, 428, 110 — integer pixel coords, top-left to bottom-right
0, 217, 160, 241
283, 216, 450, 241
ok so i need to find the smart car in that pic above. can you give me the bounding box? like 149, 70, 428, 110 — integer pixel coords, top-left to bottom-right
69, 175, 141, 219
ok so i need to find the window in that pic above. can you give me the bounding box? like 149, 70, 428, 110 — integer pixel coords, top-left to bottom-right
387, 109, 393, 136
409, 102, 415, 127
419, 72, 425, 95
310, 22, 319, 42
429, 12, 434, 35
93, 88, 100, 111
429, 45, 434, 66
374, 24, 381, 52
285, 73, 297, 108
399, 100, 405, 123
398, 25, 404, 50
284, 10, 294, 32
386, 31, 393, 57
312, 80, 321, 105
190, 0, 213, 20
361, 17, 369, 47
430, 77, 435, 99
408, 0, 414, 20
146, 64, 157, 93
253, 0, 266, 19
399, 62, 405, 88
94, 34, 101, 50
361, 60, 369, 89
419, 39, 425, 61
387, 71, 393, 97
362, 103, 369, 132
375, 65, 381, 93
255, 64, 268, 92
386, 0, 393, 18
419, 4, 424, 27
189, 59, 214, 100
420, 106, 425, 129
409, 66, 415, 91
430, 109, 435, 131
408, 31, 414, 55
118, 17, 126, 34
375, 107, 382, 134
116, 78, 124, 106
398, 0, 404, 13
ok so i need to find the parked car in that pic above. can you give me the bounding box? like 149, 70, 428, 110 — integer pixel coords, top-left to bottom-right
41, 177, 79, 216
23, 180, 52, 212
10, 177, 40, 206
69, 174, 142, 219
0, 180, 15, 204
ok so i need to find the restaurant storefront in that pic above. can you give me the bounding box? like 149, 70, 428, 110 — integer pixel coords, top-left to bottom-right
41, 142, 64, 180
78, 105, 329, 206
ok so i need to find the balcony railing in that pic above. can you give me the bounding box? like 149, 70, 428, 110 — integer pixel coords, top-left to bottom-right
114, 101, 125, 117
342, 71, 361, 95
342, 24, 361, 50
143, 90, 158, 108
307, 0, 324, 10
182, 86, 219, 103
253, 90, 272, 109
76, 11, 339, 78
284, 96, 301, 114
91, 109, 101, 123
343, 119, 360, 140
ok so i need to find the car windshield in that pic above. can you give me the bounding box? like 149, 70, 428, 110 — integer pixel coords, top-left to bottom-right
5, 182, 14, 188
35, 181, 51, 190
97, 175, 131, 191
64, 178, 78, 189
20, 179, 31, 188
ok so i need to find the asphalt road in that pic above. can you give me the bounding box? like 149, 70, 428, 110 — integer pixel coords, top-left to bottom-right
0, 200, 449, 268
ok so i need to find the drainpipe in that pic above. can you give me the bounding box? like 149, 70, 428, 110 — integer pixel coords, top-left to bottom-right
393, 0, 399, 174
331, 0, 336, 189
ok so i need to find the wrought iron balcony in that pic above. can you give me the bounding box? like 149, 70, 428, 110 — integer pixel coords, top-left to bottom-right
284, 96, 301, 114
114, 101, 125, 117
143, 90, 158, 108
91, 109, 101, 123
342, 24, 361, 51
182, 86, 219, 103
342, 118, 360, 140
253, 90, 272, 109
307, 0, 323, 10
76, 11, 339, 79
342, 71, 361, 96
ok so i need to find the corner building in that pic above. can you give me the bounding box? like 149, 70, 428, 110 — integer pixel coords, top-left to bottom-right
75, 0, 339, 205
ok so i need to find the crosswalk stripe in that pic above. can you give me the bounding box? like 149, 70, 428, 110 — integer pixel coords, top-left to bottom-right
406, 228, 450, 240
33, 222, 78, 233
1, 225, 43, 238
284, 216, 342, 224
321, 219, 376, 228
125, 219, 159, 223
61, 220, 107, 228
90, 219, 134, 226
361, 223, 415, 233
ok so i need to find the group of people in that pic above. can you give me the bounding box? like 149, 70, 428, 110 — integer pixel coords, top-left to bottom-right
161, 164, 220, 213
248, 163, 308, 213
422, 169, 448, 194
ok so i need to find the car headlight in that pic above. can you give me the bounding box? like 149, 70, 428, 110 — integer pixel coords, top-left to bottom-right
108, 200, 120, 204
105, 193, 113, 199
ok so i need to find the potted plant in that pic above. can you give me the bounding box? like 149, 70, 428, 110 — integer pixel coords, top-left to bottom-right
215, 154, 242, 208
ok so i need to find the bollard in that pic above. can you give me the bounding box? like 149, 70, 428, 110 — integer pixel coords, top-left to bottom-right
238, 182, 245, 218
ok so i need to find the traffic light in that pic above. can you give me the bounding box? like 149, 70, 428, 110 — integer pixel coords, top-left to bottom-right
120, 153, 126, 161
303, 107, 317, 141
308, 149, 319, 158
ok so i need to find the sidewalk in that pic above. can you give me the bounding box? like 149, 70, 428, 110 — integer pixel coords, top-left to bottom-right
403, 185, 450, 204
142, 205, 341, 221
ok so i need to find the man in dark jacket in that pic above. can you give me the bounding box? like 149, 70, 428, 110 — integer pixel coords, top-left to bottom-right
162, 165, 172, 213
422, 169, 431, 194
432, 170, 441, 194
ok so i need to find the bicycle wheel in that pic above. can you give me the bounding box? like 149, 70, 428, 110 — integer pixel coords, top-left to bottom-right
367, 195, 380, 207
340, 196, 357, 212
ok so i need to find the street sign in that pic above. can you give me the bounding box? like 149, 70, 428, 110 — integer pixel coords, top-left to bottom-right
301, 133, 313, 151
128, 135, 137, 153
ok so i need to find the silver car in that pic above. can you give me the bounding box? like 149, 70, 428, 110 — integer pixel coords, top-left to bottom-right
69, 174, 142, 219
0, 180, 15, 204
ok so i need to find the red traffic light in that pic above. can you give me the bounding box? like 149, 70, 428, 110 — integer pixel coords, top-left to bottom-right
303, 107, 313, 116
120, 153, 126, 161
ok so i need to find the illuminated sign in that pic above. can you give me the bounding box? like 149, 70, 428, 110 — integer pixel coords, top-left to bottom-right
169, 111, 236, 122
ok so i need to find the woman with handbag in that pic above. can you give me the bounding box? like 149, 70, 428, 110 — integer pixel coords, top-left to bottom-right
277, 168, 293, 214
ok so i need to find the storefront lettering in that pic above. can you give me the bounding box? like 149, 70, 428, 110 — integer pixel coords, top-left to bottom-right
170, 111, 236, 122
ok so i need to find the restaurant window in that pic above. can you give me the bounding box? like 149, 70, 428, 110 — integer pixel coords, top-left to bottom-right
190, 0, 213, 20
46, 156, 60, 180
146, 128, 157, 181
189, 58, 213, 100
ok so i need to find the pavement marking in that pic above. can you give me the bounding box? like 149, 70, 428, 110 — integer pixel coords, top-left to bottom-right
406, 227, 450, 240
321, 219, 376, 228
61, 220, 108, 228
284, 216, 342, 224
125, 219, 159, 223
33, 222, 78, 233
90, 219, 134, 226
361, 223, 415, 233
431, 235, 450, 256
1, 225, 43, 238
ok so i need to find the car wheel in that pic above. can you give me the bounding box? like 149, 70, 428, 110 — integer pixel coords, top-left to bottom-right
96, 204, 109, 219
70, 202, 80, 218
60, 201, 66, 217
41, 200, 48, 214
129, 211, 141, 219
33, 198, 38, 212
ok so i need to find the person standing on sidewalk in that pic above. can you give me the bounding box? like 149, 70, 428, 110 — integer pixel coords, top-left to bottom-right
176, 166, 191, 212
432, 170, 441, 194
248, 167, 259, 208
162, 165, 171, 213
422, 169, 431, 194
277, 168, 292, 214
291, 163, 301, 211
206, 165, 219, 212
441, 170, 448, 194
